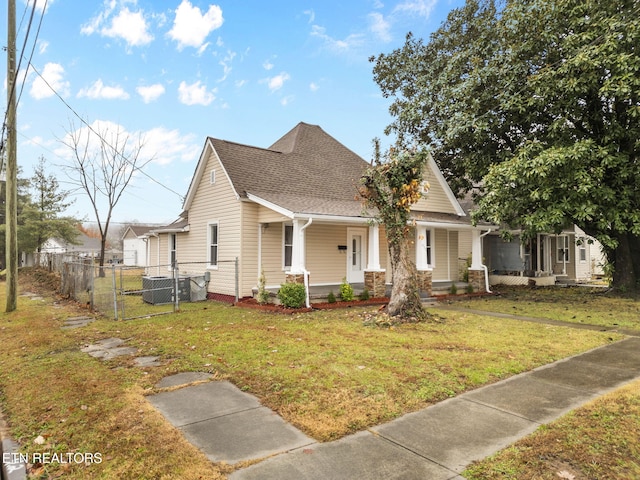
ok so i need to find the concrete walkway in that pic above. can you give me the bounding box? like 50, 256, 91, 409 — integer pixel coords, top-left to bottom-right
148, 336, 640, 479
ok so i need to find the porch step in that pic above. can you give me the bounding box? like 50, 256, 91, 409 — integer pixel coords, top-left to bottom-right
431, 282, 470, 296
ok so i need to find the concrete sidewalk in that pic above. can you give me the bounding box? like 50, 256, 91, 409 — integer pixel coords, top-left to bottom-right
148, 336, 640, 479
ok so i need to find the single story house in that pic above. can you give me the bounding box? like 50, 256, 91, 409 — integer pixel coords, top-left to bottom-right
146, 122, 495, 304
122, 224, 159, 267
483, 226, 605, 285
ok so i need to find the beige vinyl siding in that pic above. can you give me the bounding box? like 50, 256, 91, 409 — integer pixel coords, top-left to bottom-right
147, 236, 160, 276
240, 202, 260, 296
257, 205, 290, 224
178, 149, 242, 297
305, 224, 350, 284
412, 163, 458, 215
259, 222, 288, 288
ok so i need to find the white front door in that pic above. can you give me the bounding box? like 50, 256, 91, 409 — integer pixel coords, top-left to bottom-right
347, 229, 366, 283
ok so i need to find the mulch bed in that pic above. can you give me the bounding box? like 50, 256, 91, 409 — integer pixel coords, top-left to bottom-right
234, 297, 389, 314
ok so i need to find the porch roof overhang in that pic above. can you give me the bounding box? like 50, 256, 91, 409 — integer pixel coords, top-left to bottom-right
246, 192, 374, 225
247, 192, 501, 230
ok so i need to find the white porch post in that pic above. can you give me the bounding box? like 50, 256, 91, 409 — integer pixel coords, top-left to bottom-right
470, 229, 483, 270
289, 219, 305, 274
366, 224, 382, 271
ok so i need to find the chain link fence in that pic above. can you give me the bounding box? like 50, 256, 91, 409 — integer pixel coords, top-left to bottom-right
43, 253, 238, 320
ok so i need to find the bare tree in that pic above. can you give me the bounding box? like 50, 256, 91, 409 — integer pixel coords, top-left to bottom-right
61, 120, 152, 274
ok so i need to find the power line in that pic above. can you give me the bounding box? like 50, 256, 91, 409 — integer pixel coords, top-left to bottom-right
1, 0, 45, 163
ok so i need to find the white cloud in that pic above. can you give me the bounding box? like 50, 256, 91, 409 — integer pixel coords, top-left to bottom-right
178, 80, 216, 106
168, 0, 224, 51
303, 9, 315, 23
143, 127, 200, 165
30, 62, 70, 99
78, 79, 130, 100
55, 120, 199, 168
280, 95, 294, 106
264, 72, 290, 92
101, 7, 154, 47
38, 40, 49, 54
235, 79, 247, 88
218, 50, 236, 82
310, 25, 364, 53
81, 2, 153, 49
394, 0, 437, 18
136, 83, 165, 103
263, 60, 274, 71
368, 12, 392, 42
309, 82, 319, 92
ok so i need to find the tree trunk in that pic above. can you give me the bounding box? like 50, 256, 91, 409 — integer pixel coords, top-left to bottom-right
386, 235, 426, 320
98, 236, 107, 278
611, 232, 639, 293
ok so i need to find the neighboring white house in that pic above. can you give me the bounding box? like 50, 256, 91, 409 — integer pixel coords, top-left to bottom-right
122, 225, 158, 267
483, 226, 605, 286
40, 232, 101, 256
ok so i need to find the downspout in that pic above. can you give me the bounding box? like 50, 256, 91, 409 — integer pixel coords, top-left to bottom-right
479, 229, 493, 294
299, 217, 313, 308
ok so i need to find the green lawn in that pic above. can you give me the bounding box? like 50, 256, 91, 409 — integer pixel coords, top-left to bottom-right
443, 285, 640, 331
0, 270, 634, 479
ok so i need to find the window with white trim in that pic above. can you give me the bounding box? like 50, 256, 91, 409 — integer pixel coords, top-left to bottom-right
578, 237, 587, 263
557, 236, 570, 263
169, 233, 177, 266
283, 224, 293, 269
210, 169, 216, 184
208, 222, 219, 267
416, 227, 435, 269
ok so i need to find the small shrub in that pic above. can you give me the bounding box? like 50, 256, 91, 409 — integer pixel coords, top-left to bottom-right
449, 283, 458, 295
340, 278, 354, 301
277, 282, 307, 309
359, 288, 370, 301
466, 284, 474, 294
327, 291, 337, 303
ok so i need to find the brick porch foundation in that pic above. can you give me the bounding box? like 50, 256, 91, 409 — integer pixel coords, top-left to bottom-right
364, 270, 386, 298
417, 269, 433, 297
285, 273, 306, 284
468, 268, 486, 293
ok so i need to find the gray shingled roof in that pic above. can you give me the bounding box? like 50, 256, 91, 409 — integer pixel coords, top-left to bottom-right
211, 122, 369, 217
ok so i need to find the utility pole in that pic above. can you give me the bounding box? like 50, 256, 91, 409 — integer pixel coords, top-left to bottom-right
6, 0, 18, 312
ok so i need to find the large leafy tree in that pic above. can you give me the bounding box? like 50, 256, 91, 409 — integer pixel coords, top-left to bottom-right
371, 0, 640, 291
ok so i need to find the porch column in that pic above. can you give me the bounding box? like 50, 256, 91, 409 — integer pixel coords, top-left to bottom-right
416, 226, 433, 297
469, 229, 486, 293
470, 229, 483, 269
366, 224, 382, 271
288, 219, 306, 275
365, 223, 386, 297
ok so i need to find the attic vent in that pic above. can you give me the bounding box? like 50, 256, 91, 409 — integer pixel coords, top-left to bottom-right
210, 170, 216, 184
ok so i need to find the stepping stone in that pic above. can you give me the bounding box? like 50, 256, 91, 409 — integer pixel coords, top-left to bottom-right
62, 316, 94, 329
81, 338, 138, 360
156, 372, 214, 389
134, 356, 163, 368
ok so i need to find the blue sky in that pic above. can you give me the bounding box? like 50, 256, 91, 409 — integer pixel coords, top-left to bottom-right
3, 0, 463, 225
